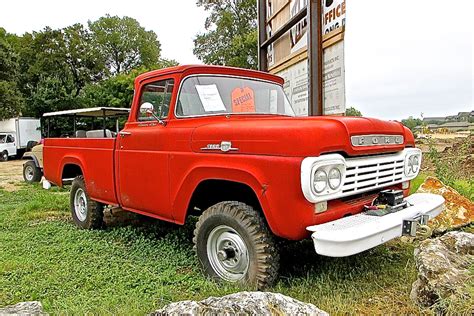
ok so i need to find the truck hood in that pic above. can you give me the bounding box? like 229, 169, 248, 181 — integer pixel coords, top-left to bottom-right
191, 116, 415, 157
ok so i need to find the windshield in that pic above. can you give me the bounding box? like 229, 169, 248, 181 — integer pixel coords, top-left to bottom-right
176, 75, 294, 117
0, 135, 5, 143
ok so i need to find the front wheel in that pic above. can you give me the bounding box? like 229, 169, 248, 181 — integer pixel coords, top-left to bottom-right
23, 161, 43, 183
70, 176, 104, 229
1, 151, 8, 162
193, 201, 279, 289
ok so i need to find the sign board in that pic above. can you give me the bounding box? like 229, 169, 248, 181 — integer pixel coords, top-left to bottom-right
262, 0, 346, 116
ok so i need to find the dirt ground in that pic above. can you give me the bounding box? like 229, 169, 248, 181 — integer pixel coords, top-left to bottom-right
0, 159, 25, 191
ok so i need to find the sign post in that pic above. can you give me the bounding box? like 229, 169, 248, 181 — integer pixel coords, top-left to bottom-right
258, 0, 346, 116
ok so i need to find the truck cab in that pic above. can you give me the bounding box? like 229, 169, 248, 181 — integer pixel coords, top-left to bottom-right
0, 133, 16, 161
43, 65, 444, 288
0, 117, 42, 161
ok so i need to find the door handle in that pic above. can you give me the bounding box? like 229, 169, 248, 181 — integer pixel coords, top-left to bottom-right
119, 131, 132, 137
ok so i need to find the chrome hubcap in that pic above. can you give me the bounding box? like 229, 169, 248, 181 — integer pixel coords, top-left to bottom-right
25, 166, 34, 181
74, 188, 87, 222
207, 225, 249, 281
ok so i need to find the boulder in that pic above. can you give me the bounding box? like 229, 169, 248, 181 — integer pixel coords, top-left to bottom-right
416, 177, 473, 234
151, 291, 328, 316
0, 301, 46, 315
410, 231, 474, 307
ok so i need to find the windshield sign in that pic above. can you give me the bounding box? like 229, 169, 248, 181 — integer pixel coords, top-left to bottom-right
176, 76, 295, 117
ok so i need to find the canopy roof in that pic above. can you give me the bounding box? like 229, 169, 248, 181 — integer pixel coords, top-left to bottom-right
43, 107, 130, 118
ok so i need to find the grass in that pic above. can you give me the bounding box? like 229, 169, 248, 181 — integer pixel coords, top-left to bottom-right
0, 179, 472, 315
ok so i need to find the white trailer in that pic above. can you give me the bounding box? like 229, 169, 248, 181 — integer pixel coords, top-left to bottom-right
0, 117, 41, 161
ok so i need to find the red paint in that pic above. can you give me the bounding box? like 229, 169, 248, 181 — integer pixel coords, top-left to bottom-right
44, 65, 416, 240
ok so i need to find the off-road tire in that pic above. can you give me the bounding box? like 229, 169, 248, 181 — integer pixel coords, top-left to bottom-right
23, 160, 43, 183
70, 176, 104, 229
193, 201, 279, 289
1, 151, 8, 162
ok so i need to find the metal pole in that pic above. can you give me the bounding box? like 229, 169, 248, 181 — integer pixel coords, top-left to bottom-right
73, 114, 76, 137
257, 0, 267, 71
102, 109, 107, 137
308, 0, 323, 116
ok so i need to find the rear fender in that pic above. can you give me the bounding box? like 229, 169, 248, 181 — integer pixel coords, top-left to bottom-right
58, 156, 86, 186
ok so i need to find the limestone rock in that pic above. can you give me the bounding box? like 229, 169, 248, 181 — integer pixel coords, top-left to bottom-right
151, 291, 328, 316
416, 177, 473, 234
0, 301, 47, 315
410, 231, 474, 307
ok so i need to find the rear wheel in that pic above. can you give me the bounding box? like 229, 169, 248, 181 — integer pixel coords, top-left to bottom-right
1, 151, 8, 162
70, 176, 104, 229
23, 161, 43, 183
193, 201, 279, 289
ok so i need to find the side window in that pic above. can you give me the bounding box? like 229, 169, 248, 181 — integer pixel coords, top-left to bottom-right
6, 135, 14, 143
138, 79, 174, 121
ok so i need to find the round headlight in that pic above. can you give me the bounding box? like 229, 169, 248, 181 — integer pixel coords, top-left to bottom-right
328, 168, 342, 189
313, 169, 327, 193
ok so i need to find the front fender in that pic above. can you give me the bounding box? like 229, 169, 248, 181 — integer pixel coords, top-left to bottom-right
22, 153, 40, 168
171, 164, 273, 230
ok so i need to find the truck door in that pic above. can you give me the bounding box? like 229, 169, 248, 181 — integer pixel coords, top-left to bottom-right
116, 77, 175, 221
6, 134, 17, 156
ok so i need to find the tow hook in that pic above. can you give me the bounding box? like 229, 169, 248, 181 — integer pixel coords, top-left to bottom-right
402, 214, 430, 237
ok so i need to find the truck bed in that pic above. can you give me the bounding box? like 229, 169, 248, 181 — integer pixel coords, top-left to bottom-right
43, 138, 118, 205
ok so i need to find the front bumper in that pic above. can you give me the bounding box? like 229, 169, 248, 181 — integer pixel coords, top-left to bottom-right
306, 193, 445, 257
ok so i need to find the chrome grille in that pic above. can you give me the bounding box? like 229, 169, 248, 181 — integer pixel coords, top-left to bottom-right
342, 154, 405, 194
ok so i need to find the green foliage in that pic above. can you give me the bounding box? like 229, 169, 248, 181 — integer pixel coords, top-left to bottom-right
0, 16, 171, 121
89, 15, 161, 75
194, 0, 258, 69
80, 71, 136, 108
0, 81, 24, 119
1, 184, 471, 314
0, 28, 24, 119
401, 116, 423, 133
345, 107, 362, 117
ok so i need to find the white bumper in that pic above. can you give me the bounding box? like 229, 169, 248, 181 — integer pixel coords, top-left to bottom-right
306, 193, 445, 257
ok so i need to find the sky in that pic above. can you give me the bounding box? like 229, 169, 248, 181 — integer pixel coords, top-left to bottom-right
0, 0, 472, 120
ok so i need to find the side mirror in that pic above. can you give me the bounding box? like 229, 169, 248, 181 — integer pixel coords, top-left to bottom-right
140, 102, 155, 115
139, 102, 167, 126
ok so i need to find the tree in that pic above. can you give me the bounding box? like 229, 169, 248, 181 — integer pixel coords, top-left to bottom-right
89, 15, 161, 75
0, 81, 24, 119
194, 0, 258, 69
80, 60, 178, 109
0, 28, 24, 119
401, 116, 422, 133
14, 27, 90, 117
345, 107, 362, 117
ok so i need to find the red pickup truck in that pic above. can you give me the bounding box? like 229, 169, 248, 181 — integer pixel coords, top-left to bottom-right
44, 65, 444, 288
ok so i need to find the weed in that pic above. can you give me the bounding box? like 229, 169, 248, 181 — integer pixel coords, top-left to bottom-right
427, 137, 473, 200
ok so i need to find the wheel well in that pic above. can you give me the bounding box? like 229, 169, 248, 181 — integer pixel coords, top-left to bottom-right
187, 179, 262, 216
62, 164, 83, 182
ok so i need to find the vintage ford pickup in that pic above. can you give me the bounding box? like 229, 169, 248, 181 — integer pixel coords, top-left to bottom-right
44, 65, 444, 288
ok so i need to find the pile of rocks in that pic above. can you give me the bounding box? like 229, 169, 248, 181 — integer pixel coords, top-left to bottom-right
410, 231, 473, 308
151, 292, 328, 316
416, 177, 473, 235
0, 301, 46, 315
